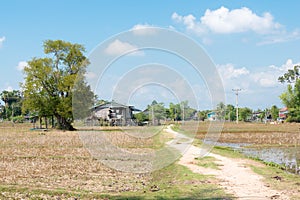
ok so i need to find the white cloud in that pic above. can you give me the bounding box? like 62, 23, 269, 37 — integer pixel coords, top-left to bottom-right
0, 36, 5, 48
218, 63, 249, 79
104, 39, 144, 56
251, 71, 279, 87
269, 59, 296, 72
218, 59, 299, 90
172, 6, 282, 35
131, 24, 157, 35
217, 63, 250, 91
16, 61, 28, 71
172, 12, 206, 35
252, 59, 300, 87
258, 30, 300, 45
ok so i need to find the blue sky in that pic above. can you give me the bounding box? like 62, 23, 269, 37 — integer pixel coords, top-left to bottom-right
1, 0, 300, 110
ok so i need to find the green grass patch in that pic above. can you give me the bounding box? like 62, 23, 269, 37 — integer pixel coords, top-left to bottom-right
250, 164, 300, 200
195, 156, 221, 170
118, 163, 232, 200
211, 146, 245, 159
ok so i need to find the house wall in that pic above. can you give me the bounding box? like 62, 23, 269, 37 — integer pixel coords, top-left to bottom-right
95, 108, 110, 120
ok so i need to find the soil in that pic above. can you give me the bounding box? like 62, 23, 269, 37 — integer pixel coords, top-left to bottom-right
166, 125, 291, 200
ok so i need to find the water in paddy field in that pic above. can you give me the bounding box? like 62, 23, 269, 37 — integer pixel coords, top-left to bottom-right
241, 146, 300, 174
213, 142, 300, 175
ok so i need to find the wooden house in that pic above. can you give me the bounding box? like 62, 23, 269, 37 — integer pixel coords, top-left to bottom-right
91, 101, 140, 126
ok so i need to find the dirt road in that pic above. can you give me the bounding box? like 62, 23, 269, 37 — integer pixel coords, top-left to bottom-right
165, 125, 290, 200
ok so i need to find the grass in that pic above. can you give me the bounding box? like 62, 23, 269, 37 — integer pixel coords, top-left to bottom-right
195, 156, 221, 170
2, 121, 299, 199
210, 145, 300, 200
250, 164, 300, 200
117, 164, 232, 200
0, 122, 231, 199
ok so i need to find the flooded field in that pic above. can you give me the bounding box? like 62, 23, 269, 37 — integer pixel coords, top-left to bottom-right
180, 121, 300, 174
212, 141, 300, 174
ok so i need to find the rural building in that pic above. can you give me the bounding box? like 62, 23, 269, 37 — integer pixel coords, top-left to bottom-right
91, 101, 140, 126
279, 107, 288, 120
207, 111, 217, 121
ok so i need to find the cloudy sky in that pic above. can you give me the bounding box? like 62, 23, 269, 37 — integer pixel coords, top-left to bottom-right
1, 0, 300, 110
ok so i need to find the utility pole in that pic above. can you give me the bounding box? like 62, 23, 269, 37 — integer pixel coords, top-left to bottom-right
232, 89, 242, 124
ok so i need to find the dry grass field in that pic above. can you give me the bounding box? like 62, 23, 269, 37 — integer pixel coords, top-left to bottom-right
179, 121, 300, 145
0, 122, 230, 199
1, 121, 299, 199
0, 123, 153, 199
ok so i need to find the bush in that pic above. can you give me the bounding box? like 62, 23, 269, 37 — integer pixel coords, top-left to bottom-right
12, 115, 24, 123
286, 108, 300, 122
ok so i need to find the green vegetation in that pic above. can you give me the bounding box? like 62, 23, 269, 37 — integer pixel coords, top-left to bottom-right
279, 65, 300, 122
0, 90, 22, 120
210, 145, 300, 200
195, 156, 221, 170
21, 40, 94, 130
250, 164, 300, 200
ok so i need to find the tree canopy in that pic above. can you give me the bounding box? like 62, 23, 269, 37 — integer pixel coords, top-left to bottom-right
22, 40, 94, 130
279, 65, 300, 122
0, 90, 22, 120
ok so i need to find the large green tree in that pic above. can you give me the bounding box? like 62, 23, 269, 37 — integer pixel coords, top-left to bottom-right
22, 40, 94, 130
279, 65, 300, 122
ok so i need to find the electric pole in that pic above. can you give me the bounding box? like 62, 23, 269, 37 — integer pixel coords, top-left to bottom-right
232, 89, 241, 124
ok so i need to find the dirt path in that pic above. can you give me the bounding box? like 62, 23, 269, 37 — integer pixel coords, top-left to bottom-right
165, 125, 290, 200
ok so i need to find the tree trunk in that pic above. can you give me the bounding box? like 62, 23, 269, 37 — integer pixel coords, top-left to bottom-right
52, 115, 55, 128
55, 114, 76, 131
45, 116, 48, 129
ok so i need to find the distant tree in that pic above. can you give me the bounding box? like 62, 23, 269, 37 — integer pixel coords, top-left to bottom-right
148, 100, 166, 125
134, 112, 149, 124
258, 110, 266, 122
169, 102, 181, 121
239, 107, 252, 122
180, 100, 197, 120
270, 105, 279, 120
22, 40, 94, 130
197, 110, 210, 121
0, 104, 4, 119
279, 81, 300, 122
225, 104, 236, 121
278, 65, 300, 122
278, 65, 300, 83
216, 102, 226, 120
0, 90, 22, 120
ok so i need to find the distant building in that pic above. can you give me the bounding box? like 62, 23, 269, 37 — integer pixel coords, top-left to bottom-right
91, 101, 140, 126
207, 111, 217, 121
278, 107, 288, 120
252, 111, 263, 122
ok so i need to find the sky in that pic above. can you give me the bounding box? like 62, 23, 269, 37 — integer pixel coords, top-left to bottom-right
1, 0, 300, 110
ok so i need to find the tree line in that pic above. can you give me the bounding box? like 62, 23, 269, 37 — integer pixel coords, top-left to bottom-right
0, 39, 299, 129
133, 100, 280, 124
